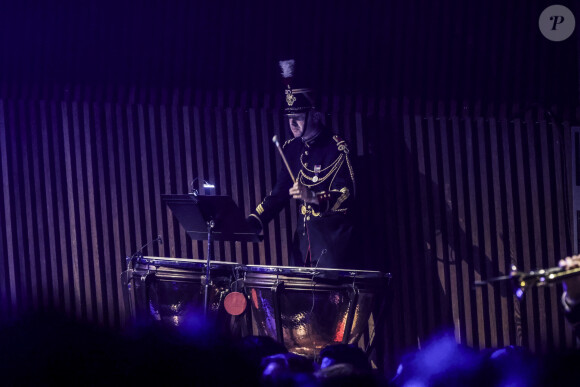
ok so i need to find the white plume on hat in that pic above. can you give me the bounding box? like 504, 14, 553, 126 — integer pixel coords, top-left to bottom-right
279, 59, 295, 78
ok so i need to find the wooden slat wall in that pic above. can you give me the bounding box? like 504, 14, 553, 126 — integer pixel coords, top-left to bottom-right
0, 93, 575, 372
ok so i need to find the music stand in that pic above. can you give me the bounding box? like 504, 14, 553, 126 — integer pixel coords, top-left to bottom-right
162, 194, 262, 316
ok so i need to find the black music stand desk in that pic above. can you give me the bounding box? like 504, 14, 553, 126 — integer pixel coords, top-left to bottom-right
162, 194, 262, 243
162, 194, 262, 315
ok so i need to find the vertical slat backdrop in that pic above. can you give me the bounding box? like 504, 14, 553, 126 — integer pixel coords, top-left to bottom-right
0, 94, 575, 372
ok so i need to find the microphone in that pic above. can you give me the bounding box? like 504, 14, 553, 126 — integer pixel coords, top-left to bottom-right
129, 234, 164, 261
123, 234, 164, 290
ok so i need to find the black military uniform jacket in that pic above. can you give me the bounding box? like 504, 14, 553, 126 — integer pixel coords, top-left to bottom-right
562, 292, 580, 340
249, 129, 355, 268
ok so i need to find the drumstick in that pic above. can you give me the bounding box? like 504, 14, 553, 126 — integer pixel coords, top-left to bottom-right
272, 135, 296, 183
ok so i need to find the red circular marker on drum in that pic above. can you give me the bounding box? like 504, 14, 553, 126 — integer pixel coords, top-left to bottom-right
224, 292, 247, 315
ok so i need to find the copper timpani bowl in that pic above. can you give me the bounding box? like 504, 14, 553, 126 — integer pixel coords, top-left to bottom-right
239, 265, 390, 358
129, 258, 390, 358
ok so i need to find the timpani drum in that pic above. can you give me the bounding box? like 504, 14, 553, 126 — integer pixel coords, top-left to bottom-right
130, 256, 239, 328
239, 265, 391, 358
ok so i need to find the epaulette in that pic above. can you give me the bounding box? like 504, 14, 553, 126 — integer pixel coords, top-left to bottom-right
333, 135, 349, 153
282, 137, 299, 149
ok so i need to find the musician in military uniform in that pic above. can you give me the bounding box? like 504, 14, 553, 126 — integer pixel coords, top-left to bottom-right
247, 60, 356, 269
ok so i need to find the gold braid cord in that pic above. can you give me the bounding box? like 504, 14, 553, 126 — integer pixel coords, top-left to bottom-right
297, 136, 355, 217
283, 137, 298, 148
299, 154, 344, 188
330, 187, 350, 211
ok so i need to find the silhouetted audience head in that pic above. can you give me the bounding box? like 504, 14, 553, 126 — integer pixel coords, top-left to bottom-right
7, 312, 580, 387
0, 310, 260, 386
314, 344, 384, 386
318, 343, 371, 371
234, 335, 288, 381
315, 363, 384, 386
261, 353, 317, 386
476, 345, 540, 387
390, 333, 544, 387
238, 335, 288, 362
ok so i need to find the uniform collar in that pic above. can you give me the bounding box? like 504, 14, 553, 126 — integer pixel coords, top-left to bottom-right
302, 127, 330, 147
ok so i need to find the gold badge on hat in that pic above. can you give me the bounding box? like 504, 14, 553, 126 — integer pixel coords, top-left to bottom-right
285, 88, 296, 106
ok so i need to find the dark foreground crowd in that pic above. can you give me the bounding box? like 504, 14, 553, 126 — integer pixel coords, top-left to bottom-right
1, 312, 580, 386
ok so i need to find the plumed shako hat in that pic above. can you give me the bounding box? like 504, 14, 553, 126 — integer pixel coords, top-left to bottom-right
279, 59, 316, 114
